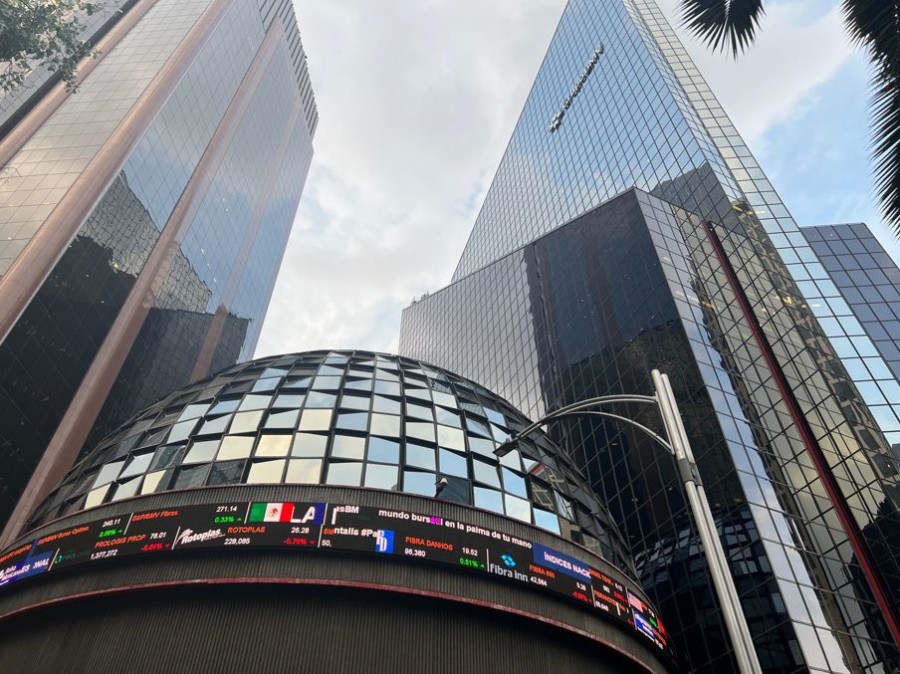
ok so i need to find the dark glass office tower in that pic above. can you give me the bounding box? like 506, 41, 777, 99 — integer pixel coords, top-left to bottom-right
400, 1, 900, 672
799, 224, 900, 436
0, 0, 317, 543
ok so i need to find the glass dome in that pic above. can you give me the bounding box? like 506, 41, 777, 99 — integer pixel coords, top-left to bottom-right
33, 350, 631, 569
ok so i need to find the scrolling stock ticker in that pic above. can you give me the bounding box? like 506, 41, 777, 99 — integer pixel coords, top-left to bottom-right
0, 499, 668, 651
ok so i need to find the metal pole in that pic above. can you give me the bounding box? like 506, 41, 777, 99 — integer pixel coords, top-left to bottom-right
652, 370, 763, 674
491, 374, 763, 672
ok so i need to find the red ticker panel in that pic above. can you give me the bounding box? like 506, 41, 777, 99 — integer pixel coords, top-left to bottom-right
0, 500, 668, 653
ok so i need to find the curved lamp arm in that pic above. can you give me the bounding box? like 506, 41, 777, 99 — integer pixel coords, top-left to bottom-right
495, 394, 660, 457
494, 409, 672, 457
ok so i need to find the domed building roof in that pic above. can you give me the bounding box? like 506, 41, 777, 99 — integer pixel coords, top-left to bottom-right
33, 350, 631, 570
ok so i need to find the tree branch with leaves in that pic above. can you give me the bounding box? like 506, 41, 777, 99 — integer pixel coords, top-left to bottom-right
0, 0, 102, 94
678, 0, 900, 238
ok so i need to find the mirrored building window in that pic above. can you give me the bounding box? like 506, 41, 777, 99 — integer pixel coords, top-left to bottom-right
35, 351, 631, 572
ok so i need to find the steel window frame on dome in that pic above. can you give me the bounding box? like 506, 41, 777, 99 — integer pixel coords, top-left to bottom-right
26, 350, 633, 570
494, 370, 762, 674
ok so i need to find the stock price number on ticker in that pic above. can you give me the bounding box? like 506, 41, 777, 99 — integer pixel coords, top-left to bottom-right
223, 537, 250, 546
404, 548, 426, 558
573, 582, 591, 604
90, 550, 117, 560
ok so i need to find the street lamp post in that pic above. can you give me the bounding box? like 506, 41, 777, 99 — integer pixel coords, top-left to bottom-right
494, 369, 763, 674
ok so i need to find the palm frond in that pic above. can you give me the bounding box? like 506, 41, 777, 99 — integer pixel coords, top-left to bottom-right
678, 0, 765, 57
842, 0, 900, 236
869, 69, 900, 234
842, 0, 900, 58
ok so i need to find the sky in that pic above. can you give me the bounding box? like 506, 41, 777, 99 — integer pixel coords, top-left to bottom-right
255, 0, 899, 359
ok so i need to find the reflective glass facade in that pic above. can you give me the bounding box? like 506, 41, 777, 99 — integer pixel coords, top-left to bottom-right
401, 1, 900, 672
800, 224, 900, 445
0, 0, 133, 137
31, 350, 633, 572
0, 0, 316, 532
0, 0, 213, 275
404, 189, 900, 673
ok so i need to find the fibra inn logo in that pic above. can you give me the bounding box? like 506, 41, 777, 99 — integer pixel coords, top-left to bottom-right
375, 530, 394, 554
501, 554, 516, 568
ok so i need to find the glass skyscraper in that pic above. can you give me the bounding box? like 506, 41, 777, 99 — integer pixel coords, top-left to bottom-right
400, 1, 900, 672
0, 0, 317, 544
799, 224, 900, 439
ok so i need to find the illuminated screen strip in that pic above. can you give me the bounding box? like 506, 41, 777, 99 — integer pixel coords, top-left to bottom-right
0, 500, 669, 653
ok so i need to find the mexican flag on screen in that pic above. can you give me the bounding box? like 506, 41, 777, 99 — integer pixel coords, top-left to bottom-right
249, 502, 296, 523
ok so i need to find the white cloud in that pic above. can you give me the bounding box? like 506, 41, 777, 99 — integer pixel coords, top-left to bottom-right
255, 0, 865, 358
654, 0, 854, 144
255, 0, 564, 356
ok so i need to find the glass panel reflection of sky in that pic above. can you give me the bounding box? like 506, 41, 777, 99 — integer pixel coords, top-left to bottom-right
37, 351, 630, 572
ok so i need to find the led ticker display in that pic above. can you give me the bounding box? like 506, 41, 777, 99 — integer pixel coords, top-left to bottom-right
0, 500, 668, 653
